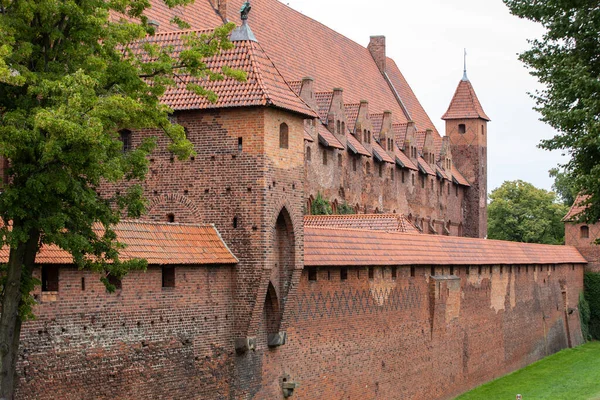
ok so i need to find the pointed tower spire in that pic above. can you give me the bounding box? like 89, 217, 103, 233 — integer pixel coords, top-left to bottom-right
442, 77, 490, 121
462, 48, 468, 81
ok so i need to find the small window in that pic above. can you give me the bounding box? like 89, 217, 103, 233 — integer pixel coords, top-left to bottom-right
368, 131, 371, 143
119, 130, 132, 152
500, 266, 504, 274
402, 170, 405, 183
352, 157, 357, 171
322, 149, 328, 165
233, 217, 238, 228
363, 129, 368, 143
481, 124, 485, 135
336, 120, 341, 134
455, 185, 459, 196
81, 277, 86, 291
478, 266, 482, 275
431, 179, 434, 190
306, 146, 311, 161
167, 213, 175, 223
338, 153, 342, 167
412, 174, 415, 186
340, 267, 348, 281
341, 122, 346, 134
391, 266, 397, 279
238, 137, 243, 152
458, 124, 466, 134
390, 168, 394, 181
162, 266, 175, 288
378, 164, 382, 178
430, 266, 435, 276
410, 266, 415, 277
420, 175, 425, 189
450, 266, 455, 275
107, 274, 122, 290
279, 123, 289, 149
42, 266, 59, 292
581, 225, 590, 239
466, 266, 470, 275
308, 267, 317, 281
327, 270, 331, 280
368, 267, 374, 280
366, 162, 371, 175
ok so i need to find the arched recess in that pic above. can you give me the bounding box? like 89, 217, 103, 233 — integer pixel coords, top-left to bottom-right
263, 281, 281, 336
273, 207, 295, 303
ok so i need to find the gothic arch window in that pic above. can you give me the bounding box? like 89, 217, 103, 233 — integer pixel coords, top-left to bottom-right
263, 281, 281, 340
581, 225, 590, 239
336, 120, 341, 134
481, 124, 485, 135
341, 121, 346, 134
119, 129, 132, 152
307, 195, 314, 215
366, 162, 371, 175
458, 124, 466, 134
279, 123, 289, 149
363, 129, 368, 143
306, 146, 311, 161
332, 199, 338, 214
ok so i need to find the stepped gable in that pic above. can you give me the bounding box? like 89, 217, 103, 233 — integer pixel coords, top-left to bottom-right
305, 227, 587, 266
0, 221, 238, 265
304, 214, 419, 233
563, 194, 590, 221
132, 31, 316, 116
386, 58, 438, 133
442, 78, 490, 121
346, 133, 371, 157
226, 0, 411, 125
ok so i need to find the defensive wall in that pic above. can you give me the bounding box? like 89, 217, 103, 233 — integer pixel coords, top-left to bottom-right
12, 224, 585, 399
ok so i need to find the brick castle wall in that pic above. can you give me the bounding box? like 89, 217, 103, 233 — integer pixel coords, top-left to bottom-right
566, 222, 600, 272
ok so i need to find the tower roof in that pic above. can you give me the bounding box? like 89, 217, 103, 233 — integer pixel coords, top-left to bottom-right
442, 79, 490, 121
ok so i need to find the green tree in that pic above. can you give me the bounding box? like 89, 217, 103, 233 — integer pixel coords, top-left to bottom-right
504, 0, 600, 222
549, 168, 577, 207
488, 180, 568, 244
0, 1, 242, 397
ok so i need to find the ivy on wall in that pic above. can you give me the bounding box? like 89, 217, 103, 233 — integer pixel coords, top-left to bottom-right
584, 272, 600, 340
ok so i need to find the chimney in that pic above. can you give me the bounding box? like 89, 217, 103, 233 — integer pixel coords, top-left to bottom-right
299, 77, 317, 111
368, 36, 386, 74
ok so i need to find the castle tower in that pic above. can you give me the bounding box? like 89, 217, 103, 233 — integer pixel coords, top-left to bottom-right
442, 70, 490, 238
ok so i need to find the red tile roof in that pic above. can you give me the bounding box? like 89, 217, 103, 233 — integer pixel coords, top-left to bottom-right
344, 103, 360, 133
393, 123, 408, 145
289, 80, 302, 95
304, 227, 586, 266
417, 156, 435, 176
132, 31, 316, 117
304, 214, 419, 233
304, 128, 314, 142
316, 91, 333, 122
451, 165, 471, 187
372, 141, 395, 164
317, 124, 345, 149
370, 113, 383, 134
225, 0, 410, 126
0, 221, 238, 265
436, 165, 450, 180
442, 79, 490, 121
394, 147, 417, 170
563, 194, 590, 222
346, 133, 371, 157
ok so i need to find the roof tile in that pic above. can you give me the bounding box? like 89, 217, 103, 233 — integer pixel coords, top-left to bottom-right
317, 124, 344, 149
442, 79, 490, 121
305, 214, 419, 233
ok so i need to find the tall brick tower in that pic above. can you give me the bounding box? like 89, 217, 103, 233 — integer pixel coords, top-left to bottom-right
442, 69, 490, 238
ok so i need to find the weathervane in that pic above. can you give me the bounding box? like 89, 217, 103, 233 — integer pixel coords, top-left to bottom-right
240, 1, 251, 21
463, 48, 468, 81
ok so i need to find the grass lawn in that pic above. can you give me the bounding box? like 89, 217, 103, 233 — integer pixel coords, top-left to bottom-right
455, 342, 600, 400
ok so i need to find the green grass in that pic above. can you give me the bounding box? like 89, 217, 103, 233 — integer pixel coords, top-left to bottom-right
455, 342, 600, 400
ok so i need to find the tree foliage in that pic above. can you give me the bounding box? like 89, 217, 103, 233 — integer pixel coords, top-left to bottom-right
488, 180, 568, 244
310, 192, 332, 216
337, 202, 356, 215
0, 0, 242, 396
504, 0, 600, 222
549, 167, 577, 207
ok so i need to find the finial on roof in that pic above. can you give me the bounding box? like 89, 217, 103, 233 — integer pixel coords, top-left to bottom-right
462, 48, 469, 81
240, 1, 251, 20
231, 1, 257, 42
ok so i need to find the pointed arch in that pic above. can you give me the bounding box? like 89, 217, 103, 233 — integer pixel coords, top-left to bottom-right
263, 281, 281, 335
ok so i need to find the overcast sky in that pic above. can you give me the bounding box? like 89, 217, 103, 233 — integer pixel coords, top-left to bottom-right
284, 0, 566, 193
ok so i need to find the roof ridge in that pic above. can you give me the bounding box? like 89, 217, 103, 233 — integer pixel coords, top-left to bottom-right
246, 41, 271, 106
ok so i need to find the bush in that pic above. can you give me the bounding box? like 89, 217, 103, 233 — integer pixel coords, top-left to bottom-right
584, 272, 600, 340
311, 192, 332, 215
337, 202, 355, 215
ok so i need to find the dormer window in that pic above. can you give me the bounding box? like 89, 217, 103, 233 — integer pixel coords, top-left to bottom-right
458, 124, 466, 134
581, 225, 590, 239
279, 123, 289, 149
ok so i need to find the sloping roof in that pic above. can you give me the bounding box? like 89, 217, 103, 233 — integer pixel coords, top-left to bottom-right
316, 91, 333, 122
442, 79, 490, 121
344, 103, 360, 133
346, 133, 371, 157
317, 124, 345, 149
304, 227, 586, 266
393, 123, 408, 145
132, 31, 316, 117
394, 148, 417, 170
225, 0, 411, 125
305, 214, 419, 233
0, 221, 238, 265
386, 58, 438, 133
289, 80, 302, 95
451, 165, 471, 187
417, 156, 435, 176
304, 128, 314, 142
563, 194, 590, 222
436, 165, 449, 180
370, 113, 383, 134
372, 141, 394, 164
